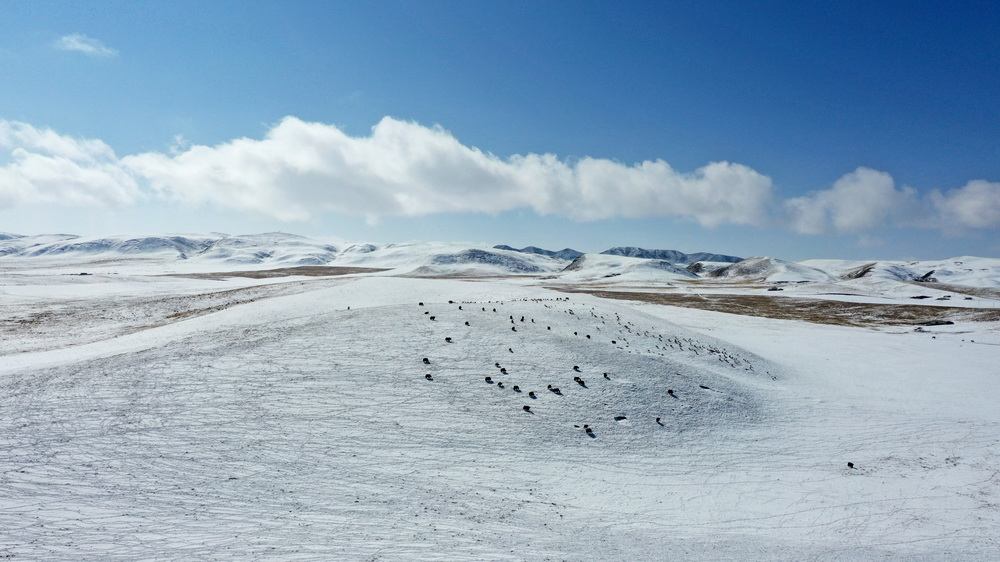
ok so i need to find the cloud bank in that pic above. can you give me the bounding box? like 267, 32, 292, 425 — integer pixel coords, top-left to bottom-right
2, 117, 999, 235
52, 34, 119, 57
0, 121, 138, 207
786, 167, 1000, 235
122, 117, 774, 226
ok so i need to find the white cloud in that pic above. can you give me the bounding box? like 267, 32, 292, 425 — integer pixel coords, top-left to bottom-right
122, 116, 776, 226
2, 116, 998, 237
787, 168, 1000, 235
52, 34, 118, 57
931, 180, 1000, 230
786, 167, 926, 234
0, 121, 139, 207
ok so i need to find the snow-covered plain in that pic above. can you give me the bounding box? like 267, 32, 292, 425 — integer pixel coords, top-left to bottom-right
2, 234, 999, 560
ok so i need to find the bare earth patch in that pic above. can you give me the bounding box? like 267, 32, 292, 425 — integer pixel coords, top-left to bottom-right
552, 287, 1000, 327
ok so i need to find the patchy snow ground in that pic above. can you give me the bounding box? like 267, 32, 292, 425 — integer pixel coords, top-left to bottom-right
1, 259, 999, 560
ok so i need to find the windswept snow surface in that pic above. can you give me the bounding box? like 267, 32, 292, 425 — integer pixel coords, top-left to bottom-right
1, 254, 999, 560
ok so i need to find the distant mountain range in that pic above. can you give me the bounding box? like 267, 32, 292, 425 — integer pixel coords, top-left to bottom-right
492, 245, 584, 261
599, 246, 742, 264
2, 232, 997, 287
495, 245, 742, 264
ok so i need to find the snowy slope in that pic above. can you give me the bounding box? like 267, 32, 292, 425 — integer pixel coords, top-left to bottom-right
192, 232, 339, 265
556, 253, 699, 283
801, 256, 1000, 288
0, 232, 339, 267
3, 256, 998, 559
709, 256, 837, 283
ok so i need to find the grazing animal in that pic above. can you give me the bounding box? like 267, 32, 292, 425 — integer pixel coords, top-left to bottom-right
419, 302, 424, 306
847, 462, 855, 469
574, 332, 578, 336
512, 385, 520, 392
586, 335, 591, 339
573, 376, 581, 381
552, 387, 561, 394
425, 374, 433, 380
523, 405, 531, 412
429, 316, 436, 320
424, 311, 429, 315
512, 327, 517, 331
485, 376, 493, 382
422, 358, 430, 364
611, 340, 616, 344
500, 368, 507, 374
573, 366, 580, 371
493, 308, 497, 312
465, 321, 470, 326
458, 305, 462, 310
528, 391, 536, 398
614, 416, 627, 421
449, 300, 454, 304
547, 384, 552, 389
577, 379, 585, 386
667, 389, 674, 395
495, 362, 501, 368
482, 307, 486, 311
497, 382, 505, 388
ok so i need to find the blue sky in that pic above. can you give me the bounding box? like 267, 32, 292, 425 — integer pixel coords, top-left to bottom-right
1, 1, 998, 260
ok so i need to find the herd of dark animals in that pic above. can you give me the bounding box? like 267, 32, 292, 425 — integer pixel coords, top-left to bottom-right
403, 297, 870, 467
408, 296, 778, 440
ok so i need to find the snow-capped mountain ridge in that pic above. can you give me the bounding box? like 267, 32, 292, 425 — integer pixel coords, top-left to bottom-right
493, 245, 584, 261
2, 232, 999, 288
601, 246, 742, 264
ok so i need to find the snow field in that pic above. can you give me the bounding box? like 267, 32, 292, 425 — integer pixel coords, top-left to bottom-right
1, 274, 998, 559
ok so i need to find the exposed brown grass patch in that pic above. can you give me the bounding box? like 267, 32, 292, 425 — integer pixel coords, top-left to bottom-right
552, 288, 1000, 327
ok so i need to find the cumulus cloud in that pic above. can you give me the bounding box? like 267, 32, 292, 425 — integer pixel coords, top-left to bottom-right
52, 34, 118, 57
0, 120, 139, 207
786, 167, 1000, 234
122, 116, 775, 226
785, 167, 924, 234
2, 116, 998, 236
931, 180, 1000, 230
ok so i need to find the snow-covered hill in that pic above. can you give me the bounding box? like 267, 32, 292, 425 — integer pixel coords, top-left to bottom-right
709, 256, 838, 283
0, 232, 339, 265
557, 253, 699, 283
1, 259, 998, 559
802, 256, 1000, 288
7, 232, 999, 290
